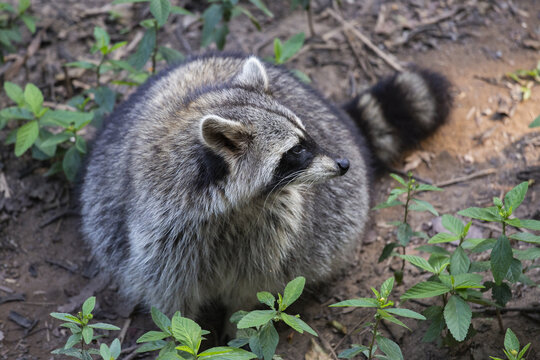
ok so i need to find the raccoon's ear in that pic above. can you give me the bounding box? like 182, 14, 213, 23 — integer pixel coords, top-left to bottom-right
200, 115, 251, 155
233, 56, 269, 92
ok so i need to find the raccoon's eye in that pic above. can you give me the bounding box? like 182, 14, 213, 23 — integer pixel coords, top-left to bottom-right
290, 145, 304, 155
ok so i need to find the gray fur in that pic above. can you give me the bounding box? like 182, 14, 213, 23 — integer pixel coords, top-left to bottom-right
81, 54, 449, 321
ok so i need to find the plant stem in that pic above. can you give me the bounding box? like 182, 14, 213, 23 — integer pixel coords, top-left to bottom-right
306, 4, 315, 37
400, 183, 412, 272
368, 316, 380, 360
96, 54, 105, 87
151, 20, 158, 74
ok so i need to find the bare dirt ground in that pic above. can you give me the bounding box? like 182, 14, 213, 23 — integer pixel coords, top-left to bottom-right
0, 0, 539, 359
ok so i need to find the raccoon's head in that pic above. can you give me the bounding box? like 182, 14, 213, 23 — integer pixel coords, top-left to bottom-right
197, 57, 349, 206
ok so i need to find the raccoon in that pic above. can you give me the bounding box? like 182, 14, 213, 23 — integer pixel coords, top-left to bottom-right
80, 54, 451, 324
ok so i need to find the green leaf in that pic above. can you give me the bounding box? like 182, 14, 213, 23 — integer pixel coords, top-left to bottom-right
82, 297, 96, 316
529, 114, 540, 128
65, 333, 83, 349
409, 199, 438, 216
137, 331, 170, 343
514, 247, 540, 261
18, 0, 30, 14
376, 336, 403, 360
280, 313, 317, 336
4, 81, 24, 105
40, 132, 72, 148
158, 46, 185, 64
399, 255, 435, 273
373, 200, 403, 210
237, 310, 276, 329
129, 27, 156, 70
397, 223, 413, 246
281, 276, 305, 310
453, 273, 484, 289
491, 235, 513, 285
450, 246, 470, 275
257, 292, 275, 309
504, 182, 528, 213
82, 326, 93, 344
170, 6, 193, 16
337, 345, 369, 359
442, 214, 465, 235
15, 120, 39, 156
100, 343, 112, 360
273, 38, 282, 63
248, 0, 273, 17
92, 26, 110, 54
281, 33, 305, 63
416, 245, 450, 256
171, 314, 202, 354
401, 281, 451, 300
229, 310, 248, 325
378, 309, 410, 330
63, 146, 82, 182
509, 232, 540, 244
329, 298, 379, 308
250, 321, 278, 360
458, 207, 501, 222
416, 184, 443, 192
201, 4, 224, 48
422, 306, 445, 343
150, 0, 170, 27
384, 308, 426, 320
378, 243, 398, 262
389, 173, 406, 185
50, 312, 83, 324
490, 282, 512, 307
504, 328, 519, 352
198, 346, 257, 359
506, 258, 522, 283
380, 276, 395, 298
0, 106, 34, 120
20, 13, 36, 33
65, 61, 97, 69
75, 135, 87, 154
506, 218, 540, 231
519, 343, 531, 358
135, 340, 167, 353
443, 295, 471, 342
88, 322, 121, 331
24, 83, 43, 116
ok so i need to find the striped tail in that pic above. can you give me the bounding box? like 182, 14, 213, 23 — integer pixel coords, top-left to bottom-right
343, 68, 453, 166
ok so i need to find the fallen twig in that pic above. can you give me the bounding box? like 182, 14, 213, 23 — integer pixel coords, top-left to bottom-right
434, 168, 497, 187
326, 8, 403, 72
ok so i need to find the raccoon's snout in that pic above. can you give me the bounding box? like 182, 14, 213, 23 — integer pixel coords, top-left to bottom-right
335, 158, 350, 176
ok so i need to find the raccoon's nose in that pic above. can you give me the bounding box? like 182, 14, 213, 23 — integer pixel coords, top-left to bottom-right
336, 158, 350, 176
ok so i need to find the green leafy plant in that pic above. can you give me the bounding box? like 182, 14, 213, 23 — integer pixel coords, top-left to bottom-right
136, 307, 256, 359
1, 81, 93, 181
331, 277, 425, 359
50, 296, 121, 359
229, 276, 317, 360
201, 0, 273, 50
374, 172, 442, 284
399, 181, 540, 344
490, 328, 531, 360
0, 0, 36, 62
112, 0, 189, 73
267, 32, 310, 83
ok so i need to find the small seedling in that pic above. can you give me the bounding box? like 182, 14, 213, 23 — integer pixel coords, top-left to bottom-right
331, 277, 425, 359
529, 115, 540, 128
268, 32, 310, 83
50, 296, 121, 359
229, 276, 317, 360
1, 81, 93, 181
374, 172, 442, 284
0, 0, 36, 62
489, 328, 531, 360
136, 307, 255, 359
506, 61, 539, 101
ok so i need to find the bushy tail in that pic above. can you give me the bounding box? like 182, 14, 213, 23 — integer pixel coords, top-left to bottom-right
343, 68, 453, 166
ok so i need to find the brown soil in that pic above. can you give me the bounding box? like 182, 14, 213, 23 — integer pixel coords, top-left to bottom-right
0, 1, 539, 359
